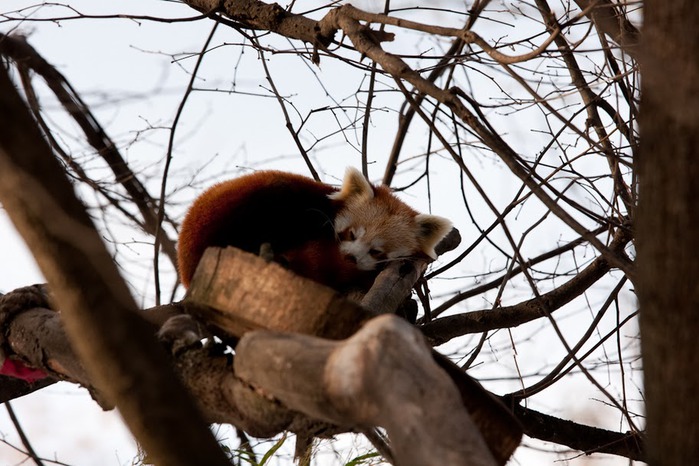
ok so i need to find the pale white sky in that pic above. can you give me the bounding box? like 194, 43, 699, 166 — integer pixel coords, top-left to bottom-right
0, 1, 642, 465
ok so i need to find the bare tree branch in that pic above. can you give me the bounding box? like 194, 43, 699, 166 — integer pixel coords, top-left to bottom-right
0, 66, 230, 466
509, 402, 644, 460
422, 227, 631, 345
5, 402, 46, 466
0, 33, 179, 269
0, 1, 645, 463
572, 0, 640, 58
186, 0, 335, 48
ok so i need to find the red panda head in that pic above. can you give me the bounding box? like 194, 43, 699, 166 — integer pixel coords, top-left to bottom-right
329, 167, 452, 271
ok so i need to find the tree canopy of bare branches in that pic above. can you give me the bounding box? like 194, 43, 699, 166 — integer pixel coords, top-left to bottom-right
2, 0, 695, 465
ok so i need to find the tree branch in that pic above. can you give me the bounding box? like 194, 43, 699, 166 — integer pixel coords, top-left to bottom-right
186, 0, 334, 48
0, 66, 230, 466
422, 227, 631, 345
0, 271, 643, 462
510, 402, 645, 460
237, 316, 498, 466
572, 0, 640, 59
0, 33, 179, 269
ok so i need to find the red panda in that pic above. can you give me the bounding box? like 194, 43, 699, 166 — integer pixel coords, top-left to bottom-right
177, 167, 452, 293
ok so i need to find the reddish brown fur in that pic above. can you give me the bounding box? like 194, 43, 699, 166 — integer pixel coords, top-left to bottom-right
331, 168, 453, 268
278, 237, 375, 291
178, 171, 370, 291
178, 168, 451, 293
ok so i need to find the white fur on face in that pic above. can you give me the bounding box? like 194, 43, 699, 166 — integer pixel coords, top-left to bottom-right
334, 206, 415, 270
331, 166, 453, 268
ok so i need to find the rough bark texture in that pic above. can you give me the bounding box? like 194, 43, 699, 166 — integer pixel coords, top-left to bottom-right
0, 67, 230, 466
186, 0, 334, 47
236, 316, 497, 466
637, 1, 699, 464
187, 247, 367, 340
0, 258, 643, 461
186, 246, 522, 465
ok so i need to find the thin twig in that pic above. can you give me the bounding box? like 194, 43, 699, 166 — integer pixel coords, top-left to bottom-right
6, 401, 46, 466
155, 21, 219, 304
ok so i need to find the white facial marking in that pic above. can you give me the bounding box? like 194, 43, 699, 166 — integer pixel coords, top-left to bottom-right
338, 226, 377, 270
331, 168, 451, 271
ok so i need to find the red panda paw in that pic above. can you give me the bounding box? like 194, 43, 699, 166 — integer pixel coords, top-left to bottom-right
258, 242, 275, 263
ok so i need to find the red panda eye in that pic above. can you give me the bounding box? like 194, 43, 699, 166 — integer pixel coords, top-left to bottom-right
349, 230, 356, 241
369, 248, 384, 259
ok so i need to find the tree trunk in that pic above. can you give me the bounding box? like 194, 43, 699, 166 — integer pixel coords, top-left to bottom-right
637, 1, 699, 464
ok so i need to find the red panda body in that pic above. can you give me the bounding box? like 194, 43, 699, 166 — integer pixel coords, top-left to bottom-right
177, 168, 452, 293
178, 170, 358, 291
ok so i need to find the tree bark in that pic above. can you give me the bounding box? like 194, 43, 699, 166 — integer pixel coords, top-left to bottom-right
0, 66, 230, 466
186, 246, 522, 464
637, 1, 699, 464
236, 315, 497, 466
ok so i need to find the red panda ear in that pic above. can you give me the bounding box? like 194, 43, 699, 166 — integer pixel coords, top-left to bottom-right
415, 214, 453, 259
329, 167, 374, 202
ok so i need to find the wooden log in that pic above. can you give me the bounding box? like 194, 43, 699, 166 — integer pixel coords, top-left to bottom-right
236, 315, 498, 466
185, 246, 522, 464
186, 247, 369, 340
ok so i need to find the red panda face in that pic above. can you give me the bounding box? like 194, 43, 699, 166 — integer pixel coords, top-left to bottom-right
330, 168, 452, 271
335, 223, 400, 271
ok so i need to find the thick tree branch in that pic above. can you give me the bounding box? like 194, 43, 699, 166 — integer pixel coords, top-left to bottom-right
422, 227, 631, 345
0, 33, 179, 269
186, 0, 334, 48
509, 402, 645, 461
0, 67, 229, 466
572, 0, 640, 59
182, 246, 522, 465
237, 316, 497, 466
0, 275, 643, 462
